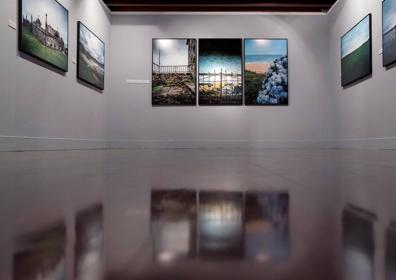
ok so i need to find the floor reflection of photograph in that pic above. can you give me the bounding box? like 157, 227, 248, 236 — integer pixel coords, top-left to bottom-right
198, 191, 244, 258
13, 223, 66, 280
150, 190, 291, 262
342, 205, 375, 280
75, 204, 104, 280
151, 190, 197, 262
386, 223, 396, 280
244, 192, 289, 261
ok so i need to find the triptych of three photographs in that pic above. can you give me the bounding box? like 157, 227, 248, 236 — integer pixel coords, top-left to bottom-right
152, 38, 289, 106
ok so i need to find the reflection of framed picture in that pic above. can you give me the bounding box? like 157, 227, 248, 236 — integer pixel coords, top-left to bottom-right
383, 0, 396, 67
18, 0, 69, 72
244, 39, 288, 106
152, 39, 197, 106
75, 204, 104, 280
342, 205, 376, 280
198, 39, 243, 106
77, 22, 105, 90
386, 223, 396, 280
13, 223, 66, 280
341, 14, 372, 87
245, 192, 289, 260
199, 191, 244, 258
151, 190, 197, 260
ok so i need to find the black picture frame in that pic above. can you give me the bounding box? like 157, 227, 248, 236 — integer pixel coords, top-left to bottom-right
151, 38, 197, 106
77, 21, 105, 91
198, 38, 243, 106
18, 0, 69, 72
243, 38, 289, 106
341, 14, 373, 87
382, 0, 396, 67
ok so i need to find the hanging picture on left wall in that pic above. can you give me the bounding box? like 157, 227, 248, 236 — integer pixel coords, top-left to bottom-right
152, 39, 197, 106
19, 0, 69, 72
77, 22, 105, 90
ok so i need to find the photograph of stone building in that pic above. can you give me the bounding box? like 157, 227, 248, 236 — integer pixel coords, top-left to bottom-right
19, 0, 68, 71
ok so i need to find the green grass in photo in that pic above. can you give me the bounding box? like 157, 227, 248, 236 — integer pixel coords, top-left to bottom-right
21, 26, 67, 71
244, 70, 266, 105
341, 40, 371, 86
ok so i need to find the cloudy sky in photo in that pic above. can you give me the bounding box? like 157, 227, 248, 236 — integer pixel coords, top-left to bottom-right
22, 0, 68, 47
342, 16, 370, 58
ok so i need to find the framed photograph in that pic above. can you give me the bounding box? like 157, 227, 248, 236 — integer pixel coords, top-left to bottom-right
152, 39, 197, 106
77, 21, 105, 90
341, 14, 372, 87
244, 39, 288, 105
383, 0, 396, 67
19, 0, 69, 72
198, 39, 243, 105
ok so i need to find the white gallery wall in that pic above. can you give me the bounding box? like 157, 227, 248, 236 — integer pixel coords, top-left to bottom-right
327, 0, 396, 149
0, 0, 111, 151
1, 0, 396, 150
107, 14, 333, 149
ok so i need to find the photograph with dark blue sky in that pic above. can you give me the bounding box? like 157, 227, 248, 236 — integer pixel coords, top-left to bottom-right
198, 39, 242, 105
383, 0, 396, 66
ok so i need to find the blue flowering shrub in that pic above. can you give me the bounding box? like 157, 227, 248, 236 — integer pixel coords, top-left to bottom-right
256, 56, 288, 105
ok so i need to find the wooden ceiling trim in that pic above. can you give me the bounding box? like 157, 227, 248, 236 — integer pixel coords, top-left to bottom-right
103, 0, 337, 13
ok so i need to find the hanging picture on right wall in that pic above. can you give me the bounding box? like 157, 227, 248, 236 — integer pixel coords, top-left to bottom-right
244, 39, 288, 105
383, 0, 396, 67
341, 14, 372, 87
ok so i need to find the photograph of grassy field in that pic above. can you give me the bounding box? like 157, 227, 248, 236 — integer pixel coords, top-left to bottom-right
152, 39, 196, 105
341, 15, 372, 87
383, 0, 396, 67
19, 0, 68, 71
244, 39, 288, 105
77, 22, 105, 90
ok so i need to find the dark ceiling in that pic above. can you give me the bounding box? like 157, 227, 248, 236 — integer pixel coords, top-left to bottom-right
103, 0, 338, 13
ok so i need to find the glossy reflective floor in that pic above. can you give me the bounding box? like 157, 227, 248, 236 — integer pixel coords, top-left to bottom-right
0, 149, 396, 280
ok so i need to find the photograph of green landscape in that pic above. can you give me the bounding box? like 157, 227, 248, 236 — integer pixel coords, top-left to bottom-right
383, 0, 396, 67
77, 22, 105, 90
152, 39, 197, 106
19, 0, 68, 72
341, 14, 372, 87
244, 39, 288, 105
199, 39, 242, 105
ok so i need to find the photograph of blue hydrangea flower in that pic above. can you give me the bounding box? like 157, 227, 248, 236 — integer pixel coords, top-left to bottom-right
244, 39, 288, 106
383, 0, 396, 67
